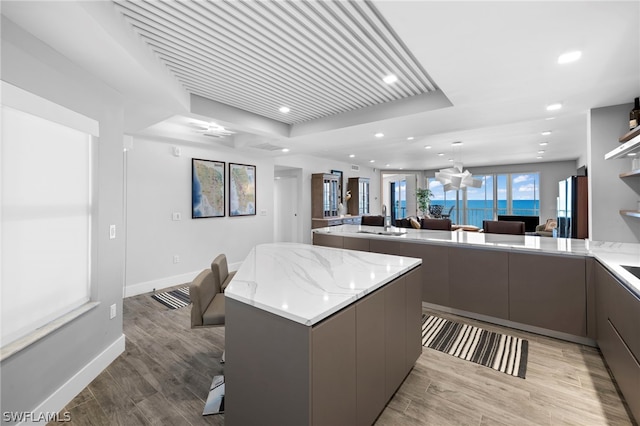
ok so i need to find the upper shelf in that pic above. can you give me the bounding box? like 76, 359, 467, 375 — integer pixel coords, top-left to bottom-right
605, 132, 640, 160
619, 126, 640, 143
619, 169, 640, 178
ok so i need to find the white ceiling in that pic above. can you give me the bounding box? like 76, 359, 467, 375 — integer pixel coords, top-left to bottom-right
2, 1, 639, 171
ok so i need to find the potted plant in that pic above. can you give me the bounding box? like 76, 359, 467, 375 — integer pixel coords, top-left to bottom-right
416, 188, 433, 217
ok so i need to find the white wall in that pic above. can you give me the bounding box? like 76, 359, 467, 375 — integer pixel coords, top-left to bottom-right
589, 103, 640, 243
124, 136, 275, 296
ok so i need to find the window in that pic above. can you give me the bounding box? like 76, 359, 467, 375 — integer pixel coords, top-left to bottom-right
428, 172, 540, 227
1, 83, 98, 348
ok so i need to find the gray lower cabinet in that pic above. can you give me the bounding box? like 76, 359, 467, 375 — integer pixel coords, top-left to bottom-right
312, 306, 357, 426
368, 239, 449, 307
355, 287, 386, 426
509, 252, 587, 336
384, 275, 407, 400
313, 233, 343, 248
448, 247, 509, 319
596, 262, 640, 421
226, 266, 421, 426
344, 236, 370, 251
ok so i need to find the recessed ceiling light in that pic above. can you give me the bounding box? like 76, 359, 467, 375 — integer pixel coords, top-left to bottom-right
558, 50, 582, 64
424, 145, 432, 149
370, 160, 375, 163
628, 153, 637, 157
538, 150, 545, 154
539, 142, 548, 146
407, 136, 414, 141
448, 158, 454, 162
383, 74, 398, 84
545, 117, 556, 121
437, 152, 444, 156
385, 164, 391, 167
375, 132, 384, 138
281, 148, 290, 153
279, 106, 290, 113
451, 141, 463, 146
546, 103, 562, 111
541, 131, 552, 136
537, 156, 543, 159
349, 154, 355, 158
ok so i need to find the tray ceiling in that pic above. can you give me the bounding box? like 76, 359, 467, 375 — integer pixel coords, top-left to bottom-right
113, 0, 438, 125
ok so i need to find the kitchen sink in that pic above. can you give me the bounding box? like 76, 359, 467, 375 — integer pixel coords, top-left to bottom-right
357, 230, 406, 236
621, 265, 640, 280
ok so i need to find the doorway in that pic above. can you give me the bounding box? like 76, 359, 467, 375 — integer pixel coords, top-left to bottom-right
274, 167, 302, 243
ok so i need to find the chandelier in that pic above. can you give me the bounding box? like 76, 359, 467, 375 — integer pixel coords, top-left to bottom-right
434, 142, 481, 190
435, 163, 482, 191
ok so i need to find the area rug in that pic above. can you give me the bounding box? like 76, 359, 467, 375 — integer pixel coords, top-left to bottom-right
422, 314, 528, 379
151, 286, 190, 309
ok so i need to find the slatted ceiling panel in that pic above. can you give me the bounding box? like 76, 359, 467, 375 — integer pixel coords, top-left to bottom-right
112, 0, 439, 125
340, 1, 435, 93
124, 1, 364, 119
230, 0, 393, 104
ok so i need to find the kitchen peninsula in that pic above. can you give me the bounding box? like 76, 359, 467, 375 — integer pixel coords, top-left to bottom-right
313, 224, 640, 420
223, 243, 422, 426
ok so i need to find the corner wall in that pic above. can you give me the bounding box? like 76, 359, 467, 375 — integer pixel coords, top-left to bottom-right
1, 17, 125, 420
124, 137, 275, 296
588, 103, 640, 243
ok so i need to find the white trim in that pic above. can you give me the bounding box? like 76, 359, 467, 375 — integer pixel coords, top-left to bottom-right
125, 270, 202, 298
1, 81, 99, 136
1, 302, 99, 361
125, 264, 242, 298
22, 334, 125, 426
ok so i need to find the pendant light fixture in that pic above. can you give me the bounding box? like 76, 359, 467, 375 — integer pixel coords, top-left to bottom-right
434, 142, 482, 190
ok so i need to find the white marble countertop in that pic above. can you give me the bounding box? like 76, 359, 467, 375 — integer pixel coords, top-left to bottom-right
224, 242, 422, 326
313, 225, 640, 298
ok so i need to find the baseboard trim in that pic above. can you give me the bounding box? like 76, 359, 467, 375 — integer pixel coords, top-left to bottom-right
125, 265, 241, 298
125, 271, 201, 298
25, 334, 125, 424
422, 302, 597, 347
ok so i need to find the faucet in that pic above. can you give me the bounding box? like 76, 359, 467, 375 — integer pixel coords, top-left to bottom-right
382, 204, 390, 230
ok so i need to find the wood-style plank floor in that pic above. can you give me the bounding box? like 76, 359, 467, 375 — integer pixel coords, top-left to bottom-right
51, 287, 636, 425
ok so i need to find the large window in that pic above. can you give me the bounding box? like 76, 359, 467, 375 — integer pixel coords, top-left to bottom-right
1, 83, 97, 348
428, 172, 539, 227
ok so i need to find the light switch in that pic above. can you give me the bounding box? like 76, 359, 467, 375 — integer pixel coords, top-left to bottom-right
172, 212, 181, 221
260, 209, 267, 216
109, 225, 116, 239
110, 304, 116, 319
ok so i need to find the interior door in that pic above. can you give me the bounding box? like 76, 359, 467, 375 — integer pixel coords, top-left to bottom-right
274, 175, 299, 243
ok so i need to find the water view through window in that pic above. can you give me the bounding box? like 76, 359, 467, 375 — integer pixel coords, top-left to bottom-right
428, 172, 540, 228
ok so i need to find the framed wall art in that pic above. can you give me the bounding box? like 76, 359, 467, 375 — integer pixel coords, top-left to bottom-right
192, 158, 225, 218
229, 163, 256, 216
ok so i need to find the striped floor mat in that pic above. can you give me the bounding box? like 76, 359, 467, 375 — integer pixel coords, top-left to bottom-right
422, 314, 528, 378
151, 287, 190, 309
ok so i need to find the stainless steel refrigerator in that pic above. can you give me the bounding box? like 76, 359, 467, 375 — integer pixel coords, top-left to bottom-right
557, 176, 588, 239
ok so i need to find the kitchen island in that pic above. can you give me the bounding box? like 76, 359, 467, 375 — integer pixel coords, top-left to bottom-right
224, 243, 422, 426
313, 224, 640, 421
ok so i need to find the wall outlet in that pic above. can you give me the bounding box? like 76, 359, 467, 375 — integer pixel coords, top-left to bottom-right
173, 255, 180, 264
110, 303, 116, 319
172, 212, 181, 221
260, 209, 267, 216
109, 225, 116, 239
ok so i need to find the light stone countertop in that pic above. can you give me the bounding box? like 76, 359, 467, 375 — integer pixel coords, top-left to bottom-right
313, 224, 640, 298
224, 242, 421, 326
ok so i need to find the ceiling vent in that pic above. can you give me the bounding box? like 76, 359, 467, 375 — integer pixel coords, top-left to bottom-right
351, 164, 360, 171
252, 142, 285, 151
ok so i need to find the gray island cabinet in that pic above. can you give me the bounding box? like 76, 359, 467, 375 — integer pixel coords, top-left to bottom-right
224, 243, 422, 426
